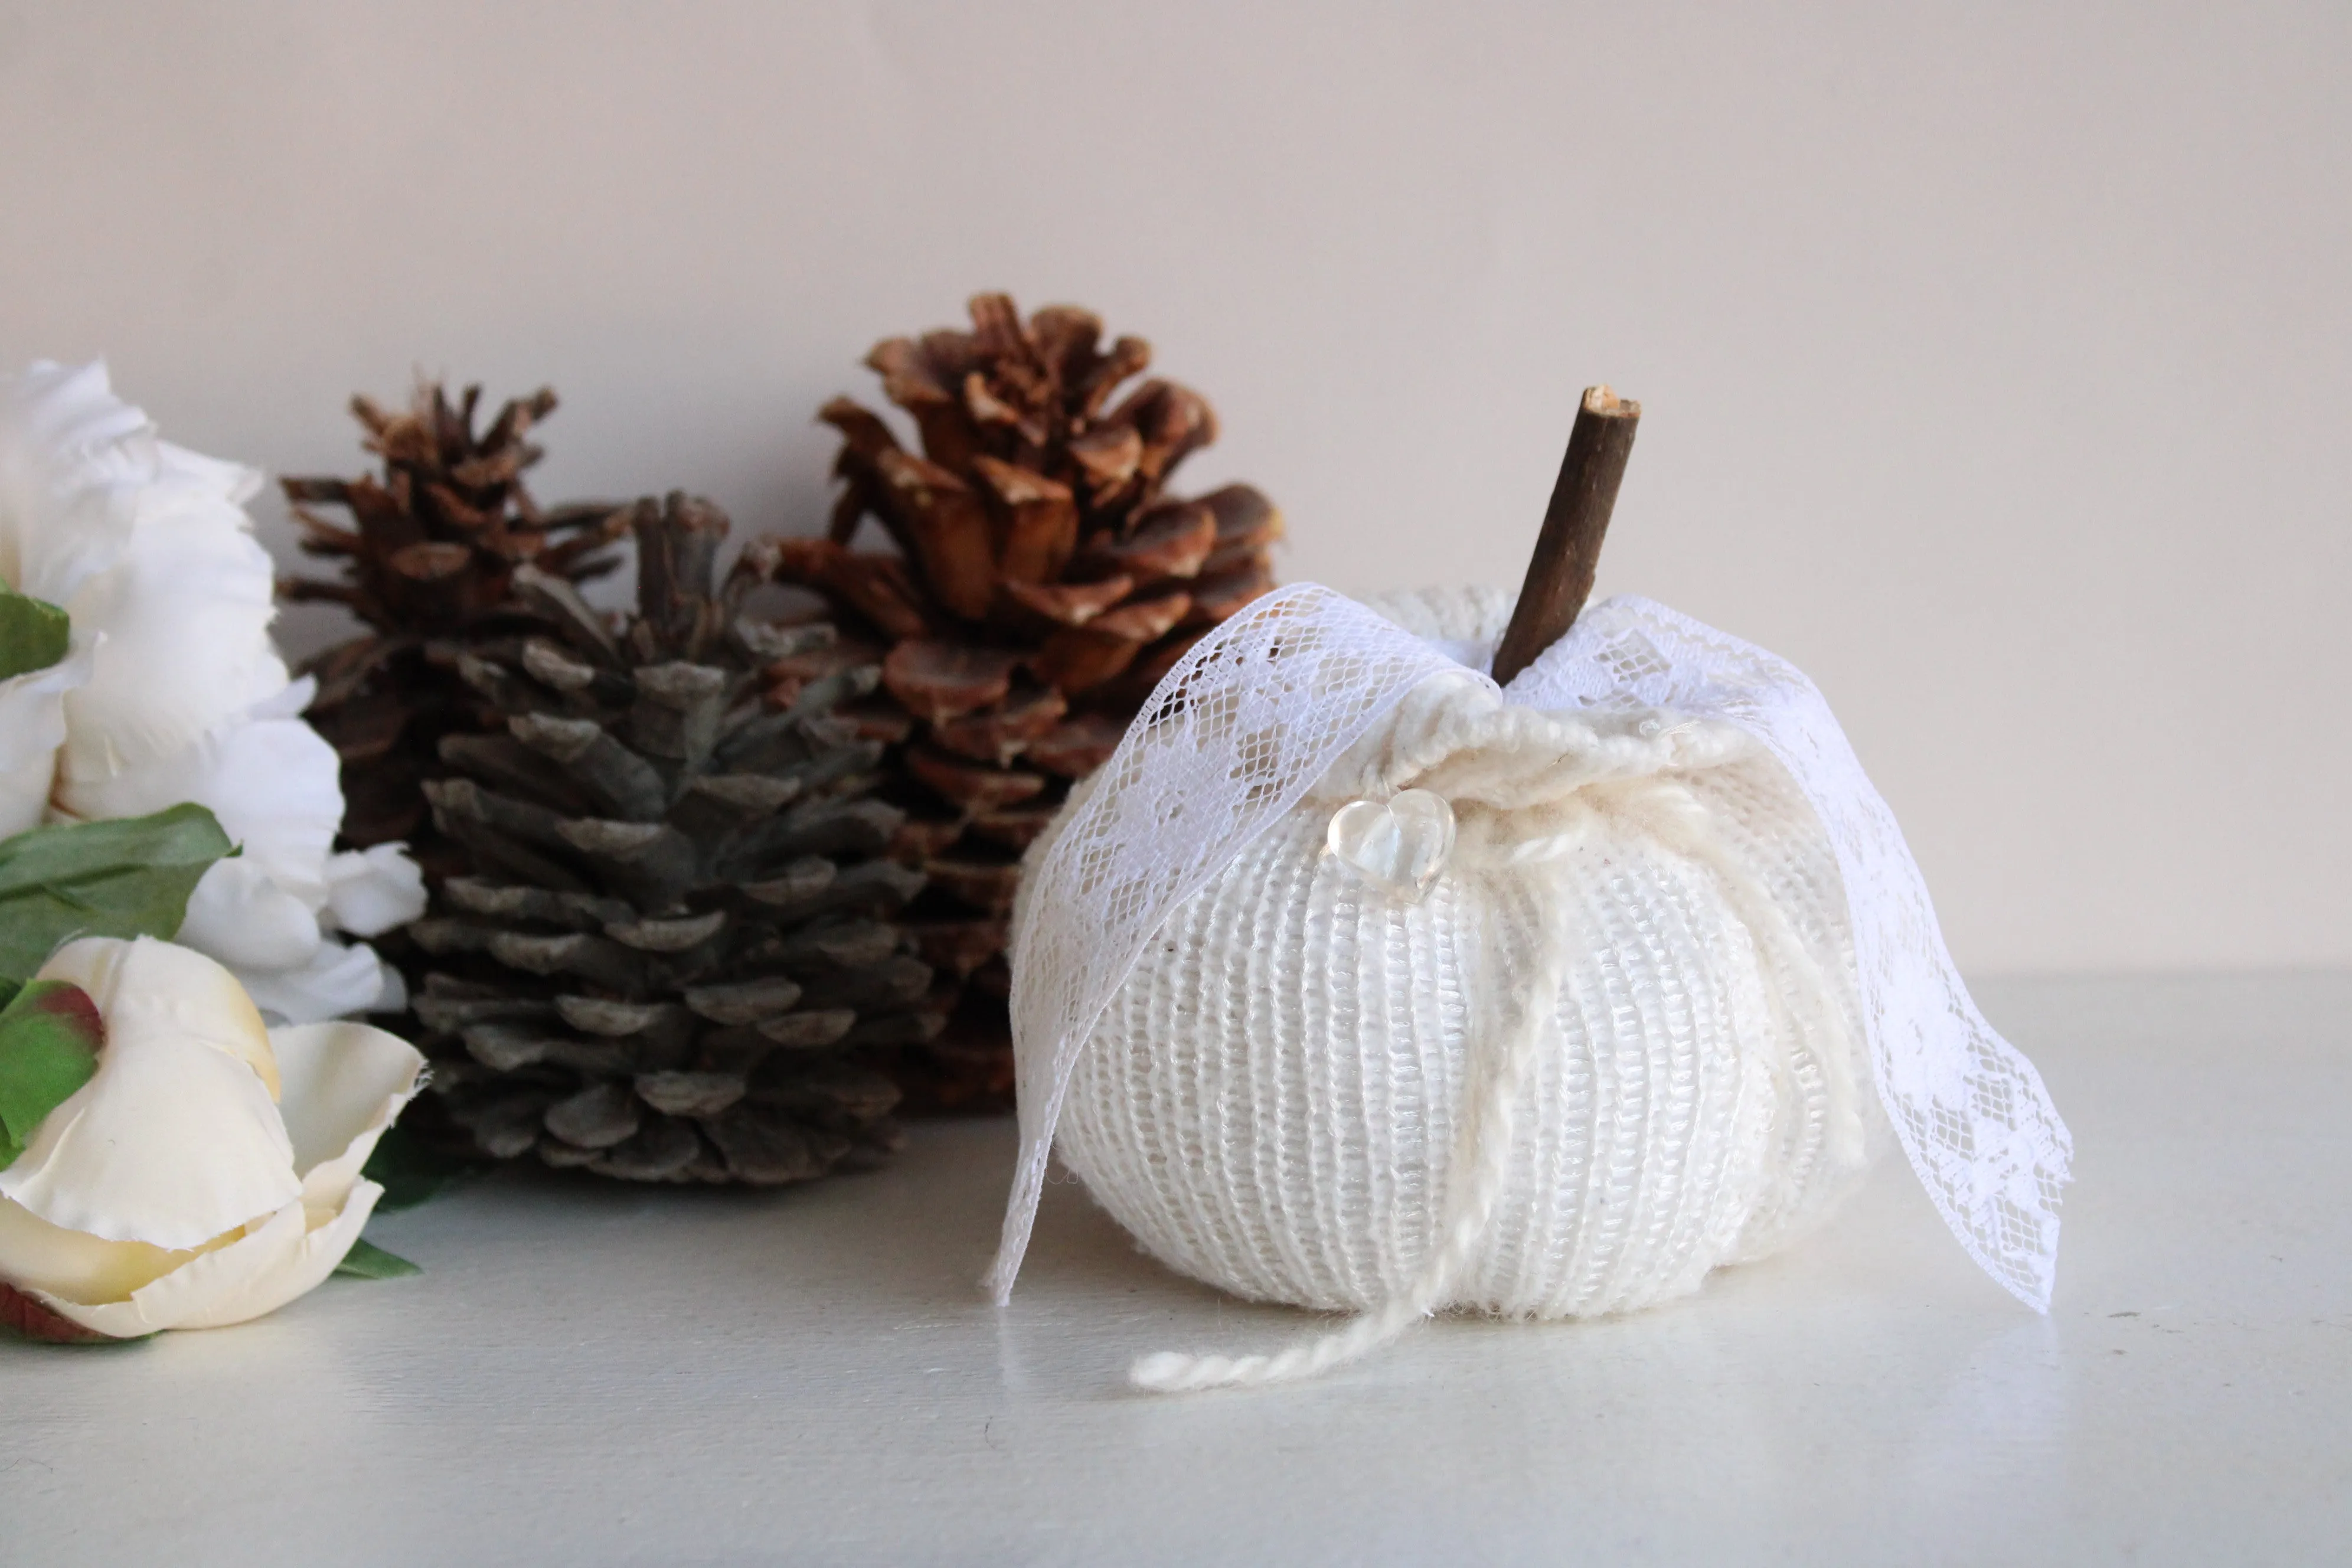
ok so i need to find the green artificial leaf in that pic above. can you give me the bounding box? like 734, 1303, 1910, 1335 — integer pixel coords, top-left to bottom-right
0, 589, 69, 682
334, 1237, 422, 1280
0, 803, 236, 982
0, 980, 102, 1170
361, 1123, 488, 1212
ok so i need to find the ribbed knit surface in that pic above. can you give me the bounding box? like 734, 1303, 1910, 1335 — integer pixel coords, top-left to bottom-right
1051, 588, 1879, 1321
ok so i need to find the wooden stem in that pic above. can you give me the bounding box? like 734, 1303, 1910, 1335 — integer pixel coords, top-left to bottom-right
1489, 386, 1641, 687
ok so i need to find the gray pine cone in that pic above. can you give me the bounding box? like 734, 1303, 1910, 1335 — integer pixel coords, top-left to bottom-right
409, 492, 939, 1184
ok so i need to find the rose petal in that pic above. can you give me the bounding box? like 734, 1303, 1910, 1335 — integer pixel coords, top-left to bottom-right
176, 857, 324, 972
178, 1180, 384, 1330
19, 1188, 368, 1337
61, 714, 409, 1019
0, 636, 90, 838
235, 936, 397, 1025
369, 957, 408, 1017
0, 937, 296, 1249
0, 362, 146, 610
324, 843, 428, 938
40, 935, 280, 1095
49, 429, 283, 779
57, 714, 344, 913
244, 674, 316, 723
0, 727, 58, 839
269, 1020, 424, 1211
0, 1193, 237, 1304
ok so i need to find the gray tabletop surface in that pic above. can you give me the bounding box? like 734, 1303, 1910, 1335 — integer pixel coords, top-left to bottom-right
5, 972, 2346, 1566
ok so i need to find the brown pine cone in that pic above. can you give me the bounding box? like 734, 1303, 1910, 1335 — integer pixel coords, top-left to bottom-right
281, 381, 625, 864
765, 293, 1282, 1110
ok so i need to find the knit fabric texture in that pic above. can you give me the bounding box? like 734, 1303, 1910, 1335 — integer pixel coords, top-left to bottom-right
1054, 586, 1877, 1320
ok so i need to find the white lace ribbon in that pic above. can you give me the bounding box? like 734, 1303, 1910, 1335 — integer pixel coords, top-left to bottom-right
987, 584, 2072, 1312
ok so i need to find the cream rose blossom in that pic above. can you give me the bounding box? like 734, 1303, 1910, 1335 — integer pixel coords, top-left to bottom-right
0, 361, 424, 1020
0, 936, 423, 1336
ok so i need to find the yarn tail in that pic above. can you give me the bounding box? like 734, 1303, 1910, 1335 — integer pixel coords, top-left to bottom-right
1131, 1295, 1428, 1391
1131, 874, 1560, 1394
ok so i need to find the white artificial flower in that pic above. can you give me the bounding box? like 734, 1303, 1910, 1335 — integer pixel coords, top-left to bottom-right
0, 937, 423, 1336
0, 362, 426, 1019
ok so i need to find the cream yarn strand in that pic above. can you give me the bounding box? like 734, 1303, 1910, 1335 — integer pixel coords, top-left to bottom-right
1131, 871, 1566, 1393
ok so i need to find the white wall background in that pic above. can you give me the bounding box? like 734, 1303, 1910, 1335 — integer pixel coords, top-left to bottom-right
0, 1, 2343, 974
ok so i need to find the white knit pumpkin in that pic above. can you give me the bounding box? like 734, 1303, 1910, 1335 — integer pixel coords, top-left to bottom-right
1043, 587, 1882, 1321
990, 583, 2071, 1391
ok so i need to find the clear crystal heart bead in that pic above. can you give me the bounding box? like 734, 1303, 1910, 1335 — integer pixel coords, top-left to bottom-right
1326, 788, 1456, 903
